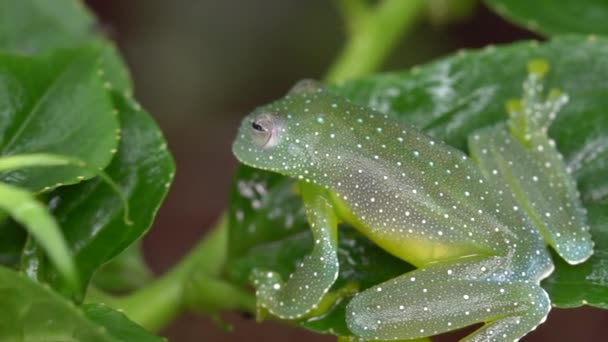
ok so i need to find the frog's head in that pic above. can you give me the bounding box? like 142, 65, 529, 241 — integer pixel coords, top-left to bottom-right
233, 79, 343, 176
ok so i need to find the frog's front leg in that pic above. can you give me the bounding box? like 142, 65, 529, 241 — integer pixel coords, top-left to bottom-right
346, 256, 550, 341
251, 181, 339, 319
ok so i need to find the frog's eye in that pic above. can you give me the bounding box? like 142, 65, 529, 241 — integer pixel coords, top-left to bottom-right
252, 121, 267, 132
250, 113, 279, 148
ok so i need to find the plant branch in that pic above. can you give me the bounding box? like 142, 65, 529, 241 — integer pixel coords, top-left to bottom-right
326, 0, 425, 83
336, 0, 370, 35
86, 213, 254, 332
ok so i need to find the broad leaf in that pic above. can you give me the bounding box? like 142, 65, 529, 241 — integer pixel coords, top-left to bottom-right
0, 46, 119, 192
228, 35, 608, 336
0, 0, 95, 54
48, 92, 174, 295
485, 0, 608, 36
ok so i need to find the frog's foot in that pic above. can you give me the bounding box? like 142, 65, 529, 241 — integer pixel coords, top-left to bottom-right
251, 182, 339, 320
507, 59, 568, 144
470, 126, 593, 264
467, 60, 594, 265
346, 258, 550, 341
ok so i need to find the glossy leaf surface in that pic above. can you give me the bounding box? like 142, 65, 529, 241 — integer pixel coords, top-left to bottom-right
47, 92, 174, 294
0, 46, 118, 192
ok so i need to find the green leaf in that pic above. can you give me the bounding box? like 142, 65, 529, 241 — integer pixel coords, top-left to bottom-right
485, 0, 608, 36
0, 265, 162, 341
0, 0, 96, 54
0, 0, 131, 94
0, 266, 112, 341
99, 43, 134, 95
0, 182, 77, 289
84, 303, 166, 342
227, 165, 310, 280
48, 92, 174, 295
0, 46, 119, 192
228, 35, 608, 335
0, 151, 136, 291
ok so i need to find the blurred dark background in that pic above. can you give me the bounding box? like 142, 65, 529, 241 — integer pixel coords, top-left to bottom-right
83, 1, 608, 341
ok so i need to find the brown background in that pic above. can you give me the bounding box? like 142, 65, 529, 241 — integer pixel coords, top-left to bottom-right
83, 1, 608, 341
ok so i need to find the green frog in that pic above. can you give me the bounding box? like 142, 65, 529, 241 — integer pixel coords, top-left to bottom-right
232, 61, 593, 341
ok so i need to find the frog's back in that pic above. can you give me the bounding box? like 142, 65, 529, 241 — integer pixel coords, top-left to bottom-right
233, 84, 552, 277
308, 104, 538, 265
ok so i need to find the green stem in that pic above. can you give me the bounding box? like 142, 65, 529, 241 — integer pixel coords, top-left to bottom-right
336, 0, 370, 35
325, 0, 425, 83
86, 214, 253, 332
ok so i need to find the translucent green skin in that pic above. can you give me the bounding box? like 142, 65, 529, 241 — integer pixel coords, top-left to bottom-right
232, 77, 593, 341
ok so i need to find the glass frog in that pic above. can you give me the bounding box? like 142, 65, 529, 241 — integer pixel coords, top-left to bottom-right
231, 61, 593, 342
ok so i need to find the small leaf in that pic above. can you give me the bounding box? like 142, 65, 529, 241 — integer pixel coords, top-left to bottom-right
0, 46, 119, 192
48, 92, 174, 295
485, 0, 608, 36
0, 182, 77, 289
84, 303, 166, 342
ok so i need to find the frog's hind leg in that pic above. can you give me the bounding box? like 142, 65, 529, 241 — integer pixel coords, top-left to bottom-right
468, 60, 593, 265
251, 182, 339, 320
346, 257, 550, 341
